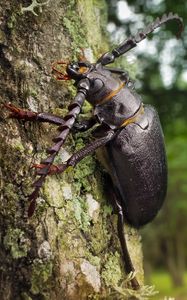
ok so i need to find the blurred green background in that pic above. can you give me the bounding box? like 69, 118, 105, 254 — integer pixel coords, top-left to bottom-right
107, 1, 187, 299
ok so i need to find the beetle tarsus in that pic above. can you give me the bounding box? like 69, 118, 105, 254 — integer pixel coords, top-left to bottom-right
3, 102, 65, 125
3, 103, 37, 120
32, 163, 65, 175
130, 277, 140, 290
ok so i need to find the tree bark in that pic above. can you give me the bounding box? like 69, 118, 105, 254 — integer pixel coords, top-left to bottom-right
0, 1, 144, 299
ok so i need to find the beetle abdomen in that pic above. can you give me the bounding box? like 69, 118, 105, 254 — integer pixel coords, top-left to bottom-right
107, 105, 167, 227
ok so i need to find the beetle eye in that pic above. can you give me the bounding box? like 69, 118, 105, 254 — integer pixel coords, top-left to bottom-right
78, 66, 89, 74
72, 65, 88, 74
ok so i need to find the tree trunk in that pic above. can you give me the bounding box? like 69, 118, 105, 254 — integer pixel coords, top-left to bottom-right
0, 1, 144, 299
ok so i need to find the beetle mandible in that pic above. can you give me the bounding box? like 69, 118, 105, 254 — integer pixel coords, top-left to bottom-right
4, 12, 183, 290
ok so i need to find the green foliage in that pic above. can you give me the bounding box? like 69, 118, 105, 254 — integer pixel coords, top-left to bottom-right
148, 271, 187, 300
165, 119, 187, 234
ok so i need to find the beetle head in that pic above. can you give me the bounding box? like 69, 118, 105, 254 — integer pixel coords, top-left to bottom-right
52, 60, 93, 81
66, 61, 93, 80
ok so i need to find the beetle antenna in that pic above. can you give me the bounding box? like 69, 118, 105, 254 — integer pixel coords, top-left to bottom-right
28, 98, 85, 217
112, 12, 184, 58
97, 12, 183, 65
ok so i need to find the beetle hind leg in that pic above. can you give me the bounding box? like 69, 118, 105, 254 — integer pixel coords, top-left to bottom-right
106, 178, 140, 290
115, 193, 140, 290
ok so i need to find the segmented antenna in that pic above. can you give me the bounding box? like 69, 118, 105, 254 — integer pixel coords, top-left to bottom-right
112, 12, 184, 58
28, 100, 84, 217
136, 12, 183, 41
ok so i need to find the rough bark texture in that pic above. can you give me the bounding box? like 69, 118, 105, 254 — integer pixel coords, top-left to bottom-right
0, 1, 145, 299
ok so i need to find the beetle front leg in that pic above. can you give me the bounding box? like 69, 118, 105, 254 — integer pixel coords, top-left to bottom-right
3, 103, 64, 125
4, 103, 97, 129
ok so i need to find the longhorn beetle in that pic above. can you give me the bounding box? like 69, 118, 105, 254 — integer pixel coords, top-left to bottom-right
4, 13, 183, 290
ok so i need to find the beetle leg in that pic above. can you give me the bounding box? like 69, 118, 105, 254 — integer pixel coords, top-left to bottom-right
115, 196, 140, 290
3, 102, 64, 125
3, 103, 37, 121
64, 128, 115, 168
34, 127, 115, 176
34, 113, 64, 125
110, 186, 140, 290
31, 164, 62, 175
4, 103, 97, 128
28, 127, 115, 217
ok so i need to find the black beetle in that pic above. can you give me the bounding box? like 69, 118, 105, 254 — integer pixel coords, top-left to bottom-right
4, 12, 183, 289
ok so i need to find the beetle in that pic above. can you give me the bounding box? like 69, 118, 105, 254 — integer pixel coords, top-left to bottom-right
4, 13, 183, 290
